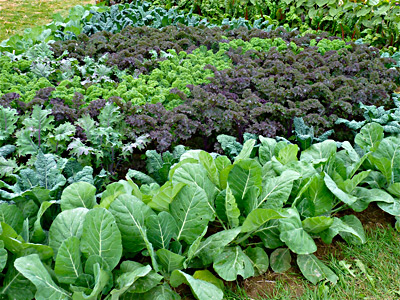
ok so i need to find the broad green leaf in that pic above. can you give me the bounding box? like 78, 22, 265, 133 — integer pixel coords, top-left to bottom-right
241, 208, 289, 233
300, 140, 337, 165
256, 219, 284, 249
0, 240, 7, 272
80, 207, 122, 270
172, 163, 216, 205
170, 185, 213, 244
31, 200, 56, 243
84, 255, 109, 275
298, 174, 333, 216
109, 194, 154, 252
259, 137, 277, 165
146, 211, 177, 249
73, 263, 109, 300
297, 254, 338, 285
234, 139, 256, 163
323, 173, 357, 205
193, 227, 241, 265
0, 222, 53, 260
168, 158, 198, 179
377, 196, 400, 216
228, 159, 262, 213
387, 183, 400, 198
109, 195, 159, 271
98, 182, 127, 209
215, 156, 231, 173
133, 283, 181, 300
156, 248, 185, 273
369, 137, 400, 184
148, 181, 185, 212
185, 226, 208, 266
277, 144, 299, 165
110, 265, 152, 299
0, 222, 24, 253
60, 182, 96, 211
257, 170, 300, 210
49, 208, 88, 256
193, 270, 224, 290
354, 122, 384, 152
213, 246, 254, 281
339, 215, 366, 245
270, 248, 291, 273
14, 254, 71, 300
215, 186, 240, 229
118, 261, 162, 294
0, 262, 35, 300
320, 216, 366, 245
339, 170, 371, 194
199, 151, 219, 186
170, 270, 223, 300
55, 236, 83, 284
0, 203, 24, 233
350, 187, 394, 212
302, 216, 334, 234
219, 164, 234, 190
279, 208, 317, 254
245, 247, 269, 276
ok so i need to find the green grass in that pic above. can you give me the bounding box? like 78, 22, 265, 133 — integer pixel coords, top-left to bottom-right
226, 224, 400, 300
0, 0, 95, 41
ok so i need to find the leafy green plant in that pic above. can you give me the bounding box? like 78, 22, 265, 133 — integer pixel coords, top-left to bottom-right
3, 122, 400, 299
336, 93, 400, 134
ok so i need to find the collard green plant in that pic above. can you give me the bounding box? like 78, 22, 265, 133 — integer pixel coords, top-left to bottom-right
4, 122, 400, 299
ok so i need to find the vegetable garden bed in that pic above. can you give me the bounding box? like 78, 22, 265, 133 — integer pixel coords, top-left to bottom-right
0, 1, 400, 300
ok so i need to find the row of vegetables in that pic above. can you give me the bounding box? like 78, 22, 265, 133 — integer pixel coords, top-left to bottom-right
1, 1, 400, 299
